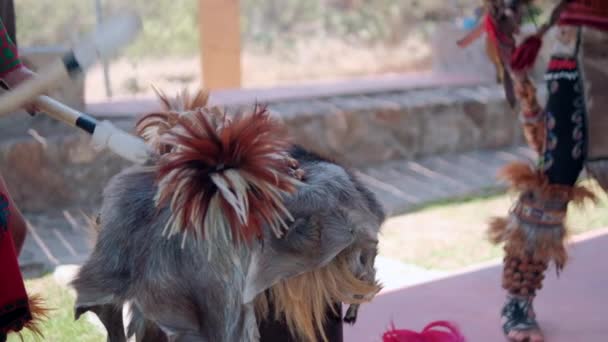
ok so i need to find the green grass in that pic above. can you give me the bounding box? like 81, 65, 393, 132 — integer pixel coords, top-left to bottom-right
379, 179, 608, 271
406, 187, 507, 213
7, 275, 105, 342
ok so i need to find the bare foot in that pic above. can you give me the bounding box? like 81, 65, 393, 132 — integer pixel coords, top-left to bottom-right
507, 328, 544, 342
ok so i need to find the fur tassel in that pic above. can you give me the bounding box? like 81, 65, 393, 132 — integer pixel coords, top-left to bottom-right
498, 162, 544, 190
256, 253, 381, 342
488, 217, 509, 244
490, 162, 596, 270
492, 212, 569, 270
497, 162, 595, 202
153, 86, 210, 113
570, 185, 597, 206
135, 88, 210, 154
154, 104, 299, 245
382, 321, 465, 342
510, 35, 543, 71
18, 294, 49, 338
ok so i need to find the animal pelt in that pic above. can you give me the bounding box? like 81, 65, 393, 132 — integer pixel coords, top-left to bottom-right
488, 162, 595, 271
255, 250, 381, 342
71, 90, 385, 342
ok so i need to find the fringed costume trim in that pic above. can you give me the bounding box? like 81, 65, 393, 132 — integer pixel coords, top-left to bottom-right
255, 253, 381, 342
488, 162, 594, 272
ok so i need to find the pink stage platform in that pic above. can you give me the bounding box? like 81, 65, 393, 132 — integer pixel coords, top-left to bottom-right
346, 229, 608, 342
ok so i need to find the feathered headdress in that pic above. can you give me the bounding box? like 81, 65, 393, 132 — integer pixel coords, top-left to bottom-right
135, 87, 210, 154
136, 89, 301, 247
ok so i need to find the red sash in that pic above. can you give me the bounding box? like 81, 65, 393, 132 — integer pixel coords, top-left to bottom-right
0, 193, 32, 337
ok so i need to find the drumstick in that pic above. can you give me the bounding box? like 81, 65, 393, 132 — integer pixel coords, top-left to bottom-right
0, 88, 154, 164
0, 12, 142, 116
38, 95, 153, 164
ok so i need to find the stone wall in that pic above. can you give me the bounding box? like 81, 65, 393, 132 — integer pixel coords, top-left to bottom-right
274, 84, 527, 166
0, 83, 530, 212
0, 134, 128, 212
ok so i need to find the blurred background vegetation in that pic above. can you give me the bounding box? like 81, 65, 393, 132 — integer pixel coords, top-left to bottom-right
13, 0, 553, 98
15, 0, 485, 57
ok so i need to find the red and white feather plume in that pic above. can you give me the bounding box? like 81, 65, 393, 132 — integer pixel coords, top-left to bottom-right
150, 103, 299, 247
135, 87, 210, 154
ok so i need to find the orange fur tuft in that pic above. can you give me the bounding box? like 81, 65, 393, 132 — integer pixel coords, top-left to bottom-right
256, 253, 381, 342
489, 161, 587, 271
154, 104, 299, 245
498, 162, 544, 190
498, 162, 596, 205
570, 185, 597, 206
488, 217, 509, 244
136, 88, 210, 154
20, 294, 49, 338
153, 86, 210, 112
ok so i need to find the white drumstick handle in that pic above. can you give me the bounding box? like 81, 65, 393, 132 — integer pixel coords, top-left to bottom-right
91, 121, 152, 164
34, 94, 83, 126
33, 94, 153, 165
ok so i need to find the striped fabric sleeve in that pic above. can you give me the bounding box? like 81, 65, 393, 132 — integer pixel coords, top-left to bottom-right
0, 19, 22, 78
560, 1, 608, 32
